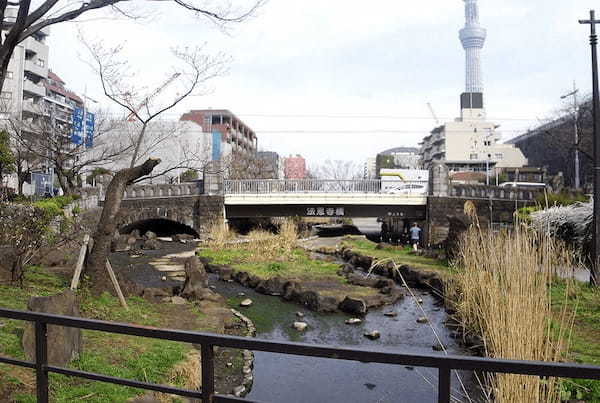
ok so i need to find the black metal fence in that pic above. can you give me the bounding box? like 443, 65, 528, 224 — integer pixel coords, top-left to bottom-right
1, 307, 600, 403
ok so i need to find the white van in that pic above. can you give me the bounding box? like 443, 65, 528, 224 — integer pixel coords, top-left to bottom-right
499, 182, 546, 189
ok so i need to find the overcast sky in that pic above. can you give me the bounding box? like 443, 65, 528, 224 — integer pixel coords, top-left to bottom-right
47, 0, 599, 168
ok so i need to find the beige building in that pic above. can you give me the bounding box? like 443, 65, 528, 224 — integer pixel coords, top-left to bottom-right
420, 99, 527, 172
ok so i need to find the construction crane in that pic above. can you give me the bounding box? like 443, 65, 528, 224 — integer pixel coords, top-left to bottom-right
426, 102, 440, 125
127, 72, 181, 120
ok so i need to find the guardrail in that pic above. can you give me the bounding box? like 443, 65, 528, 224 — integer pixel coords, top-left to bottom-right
2, 308, 600, 403
225, 179, 429, 195
225, 179, 383, 194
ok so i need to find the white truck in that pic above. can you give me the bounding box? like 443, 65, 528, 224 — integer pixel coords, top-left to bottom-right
380, 169, 429, 194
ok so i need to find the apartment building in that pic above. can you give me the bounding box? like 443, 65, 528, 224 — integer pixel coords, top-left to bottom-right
1, 8, 50, 121
180, 109, 258, 161
284, 154, 307, 179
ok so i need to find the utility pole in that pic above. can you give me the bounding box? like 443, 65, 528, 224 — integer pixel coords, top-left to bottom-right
560, 81, 580, 189
579, 10, 600, 286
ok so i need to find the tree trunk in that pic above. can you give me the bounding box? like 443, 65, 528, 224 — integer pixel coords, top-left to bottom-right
87, 158, 161, 293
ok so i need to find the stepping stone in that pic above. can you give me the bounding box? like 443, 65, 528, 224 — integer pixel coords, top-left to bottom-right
364, 330, 381, 340
345, 318, 362, 325
240, 298, 253, 307
292, 322, 308, 332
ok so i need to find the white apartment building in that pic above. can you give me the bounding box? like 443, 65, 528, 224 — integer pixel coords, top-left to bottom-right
420, 100, 527, 172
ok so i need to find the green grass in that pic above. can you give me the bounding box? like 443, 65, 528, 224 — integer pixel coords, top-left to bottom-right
198, 247, 342, 280
340, 238, 452, 273
0, 267, 200, 402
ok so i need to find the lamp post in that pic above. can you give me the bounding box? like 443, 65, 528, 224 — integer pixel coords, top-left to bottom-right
579, 10, 600, 286
560, 81, 580, 189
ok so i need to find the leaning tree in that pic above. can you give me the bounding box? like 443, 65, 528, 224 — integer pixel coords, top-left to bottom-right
81, 38, 227, 292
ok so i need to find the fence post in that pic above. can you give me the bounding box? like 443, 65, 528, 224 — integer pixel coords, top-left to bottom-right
35, 321, 49, 403
437, 367, 451, 403
201, 344, 215, 403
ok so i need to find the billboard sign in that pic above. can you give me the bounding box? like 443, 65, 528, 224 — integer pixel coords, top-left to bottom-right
85, 112, 95, 148
71, 107, 84, 145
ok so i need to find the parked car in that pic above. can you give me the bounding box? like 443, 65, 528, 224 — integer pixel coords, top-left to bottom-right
387, 183, 428, 195
498, 182, 547, 189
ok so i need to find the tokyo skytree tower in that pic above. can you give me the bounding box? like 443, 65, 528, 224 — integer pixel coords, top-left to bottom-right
459, 0, 487, 94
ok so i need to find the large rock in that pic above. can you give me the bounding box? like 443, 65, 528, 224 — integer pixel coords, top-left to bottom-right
172, 234, 195, 242
180, 257, 209, 299
338, 297, 367, 316
142, 239, 160, 250
22, 290, 82, 366
141, 287, 173, 301
255, 277, 285, 296
144, 231, 157, 240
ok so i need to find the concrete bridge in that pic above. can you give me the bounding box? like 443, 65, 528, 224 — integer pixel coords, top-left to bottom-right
79, 163, 540, 243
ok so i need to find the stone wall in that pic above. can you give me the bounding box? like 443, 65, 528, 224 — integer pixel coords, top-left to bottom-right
118, 195, 224, 235
425, 196, 533, 245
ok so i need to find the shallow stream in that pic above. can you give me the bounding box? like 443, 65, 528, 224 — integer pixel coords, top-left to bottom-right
111, 241, 479, 402
213, 275, 477, 402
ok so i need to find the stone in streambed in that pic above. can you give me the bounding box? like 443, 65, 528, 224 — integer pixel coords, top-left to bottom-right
240, 298, 253, 307
416, 316, 429, 324
345, 318, 362, 325
384, 311, 398, 317
363, 330, 380, 340
292, 321, 308, 332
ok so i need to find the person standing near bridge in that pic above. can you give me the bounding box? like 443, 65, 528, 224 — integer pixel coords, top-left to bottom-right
410, 223, 422, 252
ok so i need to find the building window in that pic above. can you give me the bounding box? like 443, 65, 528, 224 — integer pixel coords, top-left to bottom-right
36, 58, 44, 67
469, 153, 478, 160
495, 153, 503, 160
0, 91, 12, 100
484, 140, 491, 146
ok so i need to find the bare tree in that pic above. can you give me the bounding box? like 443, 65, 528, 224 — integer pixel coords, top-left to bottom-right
515, 96, 594, 189
82, 40, 225, 292
8, 105, 129, 195
224, 150, 276, 179
311, 159, 363, 181
0, 0, 264, 93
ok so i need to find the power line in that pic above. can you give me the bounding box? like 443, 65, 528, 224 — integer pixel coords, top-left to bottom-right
236, 113, 541, 122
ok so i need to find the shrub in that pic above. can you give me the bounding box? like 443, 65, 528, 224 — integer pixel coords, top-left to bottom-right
0, 203, 56, 285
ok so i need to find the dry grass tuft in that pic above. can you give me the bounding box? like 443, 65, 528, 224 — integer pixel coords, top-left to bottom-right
453, 216, 577, 402
153, 349, 201, 402
207, 220, 235, 249
242, 219, 298, 260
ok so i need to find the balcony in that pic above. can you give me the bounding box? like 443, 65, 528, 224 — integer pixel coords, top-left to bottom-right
24, 59, 47, 79
22, 99, 46, 116
23, 80, 46, 98
23, 37, 49, 60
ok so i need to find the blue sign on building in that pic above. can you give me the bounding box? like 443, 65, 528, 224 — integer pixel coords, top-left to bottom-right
211, 130, 221, 161
85, 112, 95, 148
71, 107, 84, 145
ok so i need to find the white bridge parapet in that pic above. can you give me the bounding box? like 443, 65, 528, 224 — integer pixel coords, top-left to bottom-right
225, 179, 384, 194
224, 192, 428, 206
224, 179, 428, 206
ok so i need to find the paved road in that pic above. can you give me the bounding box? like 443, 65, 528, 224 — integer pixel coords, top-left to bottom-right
351, 217, 381, 240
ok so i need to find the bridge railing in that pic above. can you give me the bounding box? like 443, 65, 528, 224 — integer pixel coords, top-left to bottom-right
122, 182, 203, 199
225, 179, 389, 194
2, 307, 600, 403
450, 184, 542, 201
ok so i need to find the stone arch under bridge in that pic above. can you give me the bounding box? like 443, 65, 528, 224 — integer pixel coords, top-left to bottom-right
117, 196, 224, 236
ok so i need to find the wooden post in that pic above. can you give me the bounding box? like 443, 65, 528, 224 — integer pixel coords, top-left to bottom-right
105, 260, 128, 310
70, 234, 90, 290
